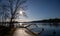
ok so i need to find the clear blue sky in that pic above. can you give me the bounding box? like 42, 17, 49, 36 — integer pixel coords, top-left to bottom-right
0, 0, 60, 21
24, 0, 60, 21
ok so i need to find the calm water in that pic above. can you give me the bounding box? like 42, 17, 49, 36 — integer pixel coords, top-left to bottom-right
0, 23, 60, 36
27, 23, 60, 36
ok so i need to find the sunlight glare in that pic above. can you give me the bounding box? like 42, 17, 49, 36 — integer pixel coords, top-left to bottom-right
20, 11, 23, 15
20, 23, 22, 26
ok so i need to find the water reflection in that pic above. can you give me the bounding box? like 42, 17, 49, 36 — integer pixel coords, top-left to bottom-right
0, 23, 60, 36
27, 23, 60, 36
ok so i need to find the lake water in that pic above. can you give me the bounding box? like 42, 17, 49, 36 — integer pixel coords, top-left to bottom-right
27, 23, 60, 36
0, 23, 60, 36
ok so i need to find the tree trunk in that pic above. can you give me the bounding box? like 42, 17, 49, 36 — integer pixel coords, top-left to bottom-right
9, 17, 14, 28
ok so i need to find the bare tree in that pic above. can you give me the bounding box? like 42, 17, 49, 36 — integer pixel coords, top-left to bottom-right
0, 0, 27, 28
0, 3, 9, 26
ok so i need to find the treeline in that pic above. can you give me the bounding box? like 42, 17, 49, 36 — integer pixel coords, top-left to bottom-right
31, 18, 60, 23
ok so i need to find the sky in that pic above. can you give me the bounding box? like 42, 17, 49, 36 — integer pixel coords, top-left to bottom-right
0, 0, 60, 21
22, 0, 60, 21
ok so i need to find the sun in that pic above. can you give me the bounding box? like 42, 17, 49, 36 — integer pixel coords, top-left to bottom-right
20, 11, 23, 14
